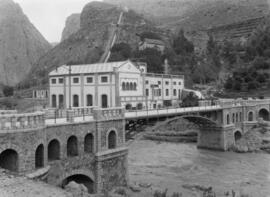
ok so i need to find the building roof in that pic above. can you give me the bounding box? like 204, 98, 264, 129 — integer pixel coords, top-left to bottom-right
142, 38, 165, 46
49, 61, 131, 76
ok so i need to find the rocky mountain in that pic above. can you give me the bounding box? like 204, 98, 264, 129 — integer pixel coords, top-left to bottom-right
22, 1, 162, 87
0, 0, 51, 86
105, 0, 269, 31
61, 13, 80, 41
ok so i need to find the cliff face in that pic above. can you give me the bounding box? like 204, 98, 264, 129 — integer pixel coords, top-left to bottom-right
25, 1, 160, 87
0, 0, 51, 86
61, 13, 80, 41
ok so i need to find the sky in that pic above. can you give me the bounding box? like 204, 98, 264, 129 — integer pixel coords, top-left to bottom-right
14, 0, 102, 43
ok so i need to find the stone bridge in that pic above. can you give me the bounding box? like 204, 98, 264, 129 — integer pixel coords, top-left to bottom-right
0, 108, 128, 194
0, 98, 269, 194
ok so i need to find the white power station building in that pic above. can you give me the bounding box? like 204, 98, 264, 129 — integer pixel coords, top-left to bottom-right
49, 60, 184, 109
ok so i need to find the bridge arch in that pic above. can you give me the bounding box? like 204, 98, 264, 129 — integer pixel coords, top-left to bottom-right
67, 136, 79, 157
234, 130, 242, 142
0, 149, 19, 172
258, 108, 269, 121
61, 169, 95, 194
106, 128, 118, 149
247, 111, 255, 121
48, 139, 61, 161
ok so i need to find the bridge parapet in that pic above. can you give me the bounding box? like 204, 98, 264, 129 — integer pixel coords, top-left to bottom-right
0, 110, 17, 115
93, 107, 125, 121
0, 111, 45, 132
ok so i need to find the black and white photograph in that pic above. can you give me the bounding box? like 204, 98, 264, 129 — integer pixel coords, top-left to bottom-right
0, 0, 270, 196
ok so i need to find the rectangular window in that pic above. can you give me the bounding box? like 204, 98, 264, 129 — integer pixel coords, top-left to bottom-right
158, 81, 161, 85
173, 89, 177, 96
166, 89, 169, 96
86, 77, 93, 83
159, 89, 161, 96
165, 81, 169, 85
146, 80, 149, 84
58, 78, 64, 84
51, 78, 56, 84
73, 77, 79, 84
146, 89, 149, 96
101, 76, 108, 83
179, 81, 182, 85
173, 81, 176, 85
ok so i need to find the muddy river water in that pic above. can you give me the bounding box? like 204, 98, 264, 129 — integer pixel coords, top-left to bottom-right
128, 140, 270, 197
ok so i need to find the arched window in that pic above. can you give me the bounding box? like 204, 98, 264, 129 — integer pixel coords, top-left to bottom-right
122, 82, 126, 91
52, 94, 57, 108
67, 136, 78, 157
258, 108, 270, 121
236, 113, 238, 122
48, 139, 60, 161
248, 111, 254, 121
133, 82, 137, 90
239, 112, 242, 121
108, 130, 117, 149
227, 114, 230, 125
35, 144, 44, 168
130, 82, 134, 90
101, 94, 108, 108
232, 113, 235, 123
0, 149, 18, 172
84, 134, 94, 153
125, 104, 132, 110
126, 82, 130, 91
73, 95, 79, 107
86, 94, 93, 106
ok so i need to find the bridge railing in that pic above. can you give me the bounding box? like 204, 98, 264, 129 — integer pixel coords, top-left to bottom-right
45, 107, 97, 119
0, 110, 18, 115
0, 111, 45, 131
93, 107, 125, 121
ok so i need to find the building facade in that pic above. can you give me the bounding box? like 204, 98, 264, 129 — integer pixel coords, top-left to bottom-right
138, 38, 165, 54
49, 60, 184, 110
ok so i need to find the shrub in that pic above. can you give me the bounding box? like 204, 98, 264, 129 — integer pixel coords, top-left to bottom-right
3, 86, 14, 97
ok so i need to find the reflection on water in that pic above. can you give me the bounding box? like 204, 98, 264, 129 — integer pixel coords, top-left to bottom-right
128, 140, 270, 197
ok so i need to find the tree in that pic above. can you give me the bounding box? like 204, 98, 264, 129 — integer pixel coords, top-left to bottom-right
3, 86, 14, 97
181, 92, 199, 107
173, 29, 194, 55
109, 42, 132, 61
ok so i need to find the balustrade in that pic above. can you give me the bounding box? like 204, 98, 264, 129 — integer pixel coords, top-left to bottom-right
93, 107, 124, 120
0, 112, 45, 131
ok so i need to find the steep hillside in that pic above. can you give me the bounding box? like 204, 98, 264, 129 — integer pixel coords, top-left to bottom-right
0, 0, 51, 86
61, 13, 80, 41
22, 1, 161, 87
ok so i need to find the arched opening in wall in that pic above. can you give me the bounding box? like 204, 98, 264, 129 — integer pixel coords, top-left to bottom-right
232, 113, 235, 123
133, 82, 137, 90
0, 149, 18, 172
34, 90, 37, 98
59, 95, 64, 109
86, 94, 93, 106
137, 103, 143, 110
130, 82, 134, 90
101, 94, 108, 108
84, 134, 94, 153
122, 82, 126, 91
234, 131, 242, 142
226, 114, 230, 125
258, 109, 269, 121
62, 174, 94, 194
108, 130, 117, 149
236, 113, 239, 122
73, 95, 79, 107
52, 94, 57, 108
35, 144, 44, 169
248, 111, 254, 121
126, 82, 130, 91
67, 136, 78, 157
48, 139, 60, 161
125, 104, 132, 110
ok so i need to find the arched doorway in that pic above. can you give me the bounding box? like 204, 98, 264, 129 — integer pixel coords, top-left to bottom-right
73, 95, 79, 107
108, 130, 117, 149
35, 144, 44, 168
62, 174, 94, 194
258, 109, 269, 121
0, 149, 18, 172
137, 103, 143, 110
52, 94, 57, 108
86, 94, 93, 106
101, 94, 108, 108
125, 104, 132, 110
67, 136, 78, 157
48, 139, 60, 161
234, 131, 242, 142
84, 134, 94, 153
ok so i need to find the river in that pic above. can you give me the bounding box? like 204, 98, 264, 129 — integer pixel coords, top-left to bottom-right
128, 140, 270, 197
